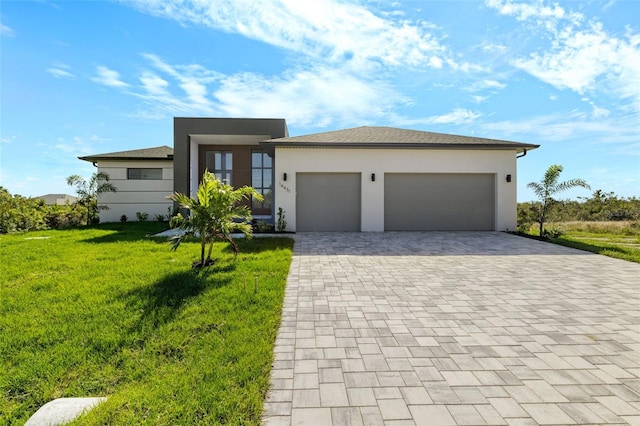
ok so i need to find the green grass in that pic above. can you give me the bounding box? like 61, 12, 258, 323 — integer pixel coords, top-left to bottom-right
0, 222, 293, 425
527, 221, 640, 263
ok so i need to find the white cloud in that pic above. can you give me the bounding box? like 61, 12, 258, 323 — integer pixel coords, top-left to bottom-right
481, 110, 637, 145
480, 42, 507, 53
487, 0, 640, 117
139, 71, 169, 96
1, 22, 15, 37
47, 64, 75, 79
486, 0, 582, 27
122, 0, 451, 71
427, 108, 482, 125
513, 22, 636, 94
468, 79, 507, 92
91, 52, 404, 127
591, 105, 610, 119
394, 108, 482, 127
91, 66, 129, 88
52, 135, 104, 157
214, 66, 402, 127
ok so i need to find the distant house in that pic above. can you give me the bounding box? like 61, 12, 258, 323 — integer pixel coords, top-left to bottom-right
79, 146, 174, 222
81, 118, 539, 230
37, 194, 78, 205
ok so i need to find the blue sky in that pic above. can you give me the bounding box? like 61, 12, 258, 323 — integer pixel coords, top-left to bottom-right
1, 0, 638, 201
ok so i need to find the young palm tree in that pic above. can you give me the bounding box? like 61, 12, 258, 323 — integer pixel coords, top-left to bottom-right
527, 164, 590, 238
66, 172, 117, 224
169, 170, 263, 268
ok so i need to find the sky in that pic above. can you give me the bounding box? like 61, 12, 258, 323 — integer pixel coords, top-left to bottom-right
1, 0, 639, 202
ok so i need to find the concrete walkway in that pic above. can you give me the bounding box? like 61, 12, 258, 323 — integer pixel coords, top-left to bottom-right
262, 232, 640, 425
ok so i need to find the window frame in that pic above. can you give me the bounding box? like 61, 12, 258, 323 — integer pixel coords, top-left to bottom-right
126, 168, 163, 180
205, 150, 233, 185
251, 150, 273, 211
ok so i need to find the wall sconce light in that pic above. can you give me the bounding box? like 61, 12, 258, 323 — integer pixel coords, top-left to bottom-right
371, 173, 376, 182
283, 173, 287, 181
506, 174, 512, 183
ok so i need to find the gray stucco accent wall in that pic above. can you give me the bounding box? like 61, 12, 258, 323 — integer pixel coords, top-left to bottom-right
173, 118, 288, 197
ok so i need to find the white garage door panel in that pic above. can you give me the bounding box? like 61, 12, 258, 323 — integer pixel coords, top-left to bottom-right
296, 173, 361, 232
385, 173, 495, 231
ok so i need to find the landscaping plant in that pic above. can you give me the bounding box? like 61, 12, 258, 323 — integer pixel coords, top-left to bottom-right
66, 172, 117, 224
277, 207, 287, 232
169, 170, 263, 268
527, 164, 590, 238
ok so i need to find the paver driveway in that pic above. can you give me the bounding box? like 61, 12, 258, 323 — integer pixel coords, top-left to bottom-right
262, 232, 640, 425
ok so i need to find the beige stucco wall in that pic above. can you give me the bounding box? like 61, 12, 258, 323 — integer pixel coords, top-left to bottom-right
96, 160, 174, 222
273, 147, 519, 232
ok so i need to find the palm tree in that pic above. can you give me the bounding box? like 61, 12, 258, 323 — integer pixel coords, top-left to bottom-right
527, 164, 590, 237
168, 170, 263, 268
66, 172, 117, 224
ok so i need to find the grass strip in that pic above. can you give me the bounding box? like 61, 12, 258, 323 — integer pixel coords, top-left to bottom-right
550, 235, 640, 263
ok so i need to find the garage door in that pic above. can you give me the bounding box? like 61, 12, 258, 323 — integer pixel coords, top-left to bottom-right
385, 173, 495, 231
296, 173, 361, 231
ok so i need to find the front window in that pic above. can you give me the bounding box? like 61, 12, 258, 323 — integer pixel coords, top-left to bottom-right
205, 151, 233, 185
127, 168, 162, 180
251, 150, 272, 210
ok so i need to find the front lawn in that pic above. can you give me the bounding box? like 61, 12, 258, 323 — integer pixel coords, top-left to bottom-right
0, 222, 293, 425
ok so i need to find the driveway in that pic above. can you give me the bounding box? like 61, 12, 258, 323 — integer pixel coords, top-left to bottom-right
262, 232, 640, 425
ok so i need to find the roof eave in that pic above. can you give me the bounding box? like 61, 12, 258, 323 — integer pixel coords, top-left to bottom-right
260, 141, 540, 152
78, 156, 174, 162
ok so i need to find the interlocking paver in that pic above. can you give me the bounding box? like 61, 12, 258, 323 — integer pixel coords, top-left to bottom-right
447, 404, 487, 425
320, 383, 349, 407
378, 399, 411, 420
292, 389, 320, 408
409, 405, 456, 425
522, 403, 576, 424
262, 232, 640, 425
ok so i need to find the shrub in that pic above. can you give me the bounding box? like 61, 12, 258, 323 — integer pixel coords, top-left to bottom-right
277, 207, 287, 232
155, 214, 166, 222
120, 215, 128, 222
44, 204, 85, 229
135, 211, 149, 222
253, 220, 274, 233
542, 226, 564, 239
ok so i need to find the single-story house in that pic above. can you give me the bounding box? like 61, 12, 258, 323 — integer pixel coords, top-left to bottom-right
81, 117, 539, 230
79, 146, 174, 222
37, 194, 78, 205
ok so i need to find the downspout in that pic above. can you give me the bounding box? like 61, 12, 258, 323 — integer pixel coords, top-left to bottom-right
516, 149, 527, 159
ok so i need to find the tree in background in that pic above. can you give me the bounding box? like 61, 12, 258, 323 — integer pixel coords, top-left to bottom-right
169, 170, 262, 268
66, 172, 117, 224
527, 164, 590, 238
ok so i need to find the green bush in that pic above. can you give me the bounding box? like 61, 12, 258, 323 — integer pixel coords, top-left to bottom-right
135, 211, 149, 222
277, 207, 287, 232
542, 226, 564, 239
0, 187, 91, 233
253, 220, 274, 233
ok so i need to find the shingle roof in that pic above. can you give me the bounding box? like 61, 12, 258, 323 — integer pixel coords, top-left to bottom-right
262, 126, 539, 151
79, 146, 174, 162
